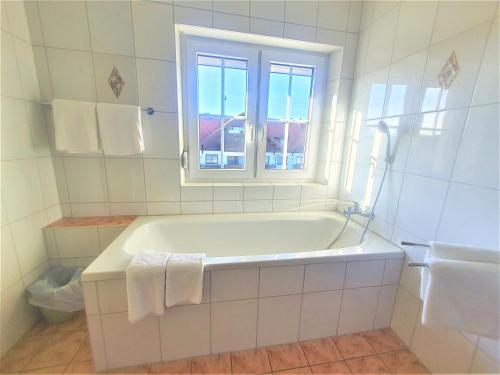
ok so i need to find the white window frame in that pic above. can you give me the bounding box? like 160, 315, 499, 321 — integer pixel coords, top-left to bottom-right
181, 35, 326, 182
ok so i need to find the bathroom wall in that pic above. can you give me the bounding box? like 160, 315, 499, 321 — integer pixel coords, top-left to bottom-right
25, 0, 361, 217
1, 1, 63, 355
341, 1, 499, 373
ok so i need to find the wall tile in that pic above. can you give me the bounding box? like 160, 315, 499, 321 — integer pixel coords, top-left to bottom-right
147, 201, 181, 215
181, 185, 213, 201
394, 174, 448, 241
181, 201, 213, 214
211, 299, 257, 353
132, 2, 175, 61
284, 23, 315, 42
214, 12, 250, 32
214, 184, 243, 200
105, 158, 146, 203
13, 38, 40, 101
374, 284, 398, 329
160, 304, 211, 360
97, 279, 128, 313
38, 0, 90, 51
86, 315, 107, 370
137, 58, 177, 113
55, 227, 100, 258
244, 199, 272, 213
285, 1, 318, 27
473, 18, 499, 106
211, 268, 259, 302
175, 1, 212, 11
347, 1, 362, 33
437, 182, 499, 250
36, 157, 60, 208
390, 286, 420, 346
1, 226, 22, 292
101, 313, 161, 369
9, 211, 48, 277
259, 265, 304, 297
452, 103, 499, 190
64, 157, 108, 203
98, 226, 126, 250
344, 260, 384, 289
249, 17, 283, 38
338, 286, 379, 335
250, 0, 285, 22
144, 158, 180, 201
303, 262, 345, 293
87, 1, 135, 56
257, 294, 301, 346
213, 200, 243, 213
317, 1, 349, 31
110, 202, 147, 216
93, 54, 138, 105
174, 6, 213, 28
4, 0, 31, 42
214, 1, 249, 16
364, 7, 398, 74
299, 290, 342, 340
1, 97, 34, 161
46, 48, 96, 102
32, 47, 52, 102
142, 112, 180, 159
1, 32, 23, 99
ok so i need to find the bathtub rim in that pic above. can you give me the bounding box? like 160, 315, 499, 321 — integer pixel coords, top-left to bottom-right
81, 211, 403, 282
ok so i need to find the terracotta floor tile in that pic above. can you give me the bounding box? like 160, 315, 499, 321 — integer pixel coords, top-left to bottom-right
378, 350, 430, 374
150, 359, 191, 374
106, 365, 150, 374
361, 329, 405, 354
24, 331, 87, 370
274, 366, 311, 374
191, 353, 231, 374
333, 335, 374, 360
231, 348, 271, 374
0, 335, 53, 373
64, 360, 95, 374
266, 344, 308, 372
310, 361, 351, 374
73, 338, 92, 362
300, 338, 343, 366
345, 355, 389, 374
29, 314, 87, 337
22, 365, 67, 374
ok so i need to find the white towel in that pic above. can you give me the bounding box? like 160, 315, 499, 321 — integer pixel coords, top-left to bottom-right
165, 253, 205, 307
126, 250, 170, 323
52, 99, 99, 153
421, 242, 500, 338
420, 241, 500, 299
96, 103, 144, 155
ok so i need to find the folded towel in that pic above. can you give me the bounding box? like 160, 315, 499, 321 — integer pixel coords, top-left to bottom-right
165, 253, 205, 307
96, 103, 144, 155
53, 99, 99, 153
422, 258, 500, 339
126, 250, 170, 323
420, 241, 500, 300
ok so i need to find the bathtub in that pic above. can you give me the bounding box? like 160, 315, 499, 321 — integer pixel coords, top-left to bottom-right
82, 211, 404, 370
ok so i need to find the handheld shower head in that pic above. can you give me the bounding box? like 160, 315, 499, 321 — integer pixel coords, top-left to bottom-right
377, 120, 393, 163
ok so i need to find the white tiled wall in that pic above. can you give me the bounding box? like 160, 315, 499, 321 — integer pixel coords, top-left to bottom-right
23, 0, 362, 217
341, 1, 499, 373
83, 256, 402, 371
0, 1, 62, 355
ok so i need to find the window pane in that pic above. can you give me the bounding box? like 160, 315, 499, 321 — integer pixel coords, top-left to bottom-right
286, 122, 307, 170
198, 64, 221, 115
268, 72, 289, 120
223, 117, 245, 169
224, 67, 247, 117
271, 64, 290, 74
198, 55, 222, 67
265, 121, 285, 169
290, 74, 312, 121
199, 114, 221, 169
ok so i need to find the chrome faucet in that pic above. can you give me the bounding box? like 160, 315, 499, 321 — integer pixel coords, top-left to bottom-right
343, 202, 374, 218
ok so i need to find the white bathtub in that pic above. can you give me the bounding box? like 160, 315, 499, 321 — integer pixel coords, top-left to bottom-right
82, 211, 404, 371
83, 211, 402, 281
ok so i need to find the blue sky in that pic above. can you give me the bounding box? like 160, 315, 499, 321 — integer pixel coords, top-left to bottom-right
199, 66, 312, 121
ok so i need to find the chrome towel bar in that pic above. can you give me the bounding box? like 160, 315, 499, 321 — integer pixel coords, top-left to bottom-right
401, 240, 430, 248
408, 262, 429, 268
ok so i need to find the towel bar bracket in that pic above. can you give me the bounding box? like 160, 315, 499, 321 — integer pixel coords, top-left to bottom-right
408, 262, 429, 267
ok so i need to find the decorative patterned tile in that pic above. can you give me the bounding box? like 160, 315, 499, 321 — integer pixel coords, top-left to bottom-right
300, 338, 343, 365
150, 359, 191, 374
310, 361, 351, 374
378, 349, 430, 373
333, 334, 375, 360
345, 355, 389, 374
231, 348, 271, 374
108, 66, 125, 98
191, 353, 231, 374
266, 343, 308, 372
362, 329, 405, 353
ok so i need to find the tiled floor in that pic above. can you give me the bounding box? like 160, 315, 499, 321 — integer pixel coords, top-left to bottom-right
1, 312, 430, 374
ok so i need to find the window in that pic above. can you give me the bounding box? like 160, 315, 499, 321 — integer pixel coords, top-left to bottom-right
183, 35, 326, 181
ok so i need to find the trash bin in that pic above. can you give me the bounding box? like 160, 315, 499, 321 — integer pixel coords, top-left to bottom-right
28, 266, 85, 324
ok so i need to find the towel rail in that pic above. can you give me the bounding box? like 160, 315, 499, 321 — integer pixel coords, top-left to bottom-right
41, 102, 155, 115
401, 240, 430, 248
408, 262, 429, 267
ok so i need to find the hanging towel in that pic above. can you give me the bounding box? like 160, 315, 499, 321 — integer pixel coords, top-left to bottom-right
420, 242, 500, 338
420, 241, 500, 300
165, 253, 205, 307
126, 250, 170, 323
96, 103, 144, 155
422, 258, 500, 339
52, 99, 99, 153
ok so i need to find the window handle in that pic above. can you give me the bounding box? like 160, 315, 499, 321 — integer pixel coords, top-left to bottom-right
249, 122, 255, 142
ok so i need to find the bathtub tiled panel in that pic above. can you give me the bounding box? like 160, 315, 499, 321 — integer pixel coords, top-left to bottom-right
83, 257, 402, 371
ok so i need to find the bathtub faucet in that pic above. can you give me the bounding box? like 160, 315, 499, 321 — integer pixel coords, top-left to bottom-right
343, 202, 374, 218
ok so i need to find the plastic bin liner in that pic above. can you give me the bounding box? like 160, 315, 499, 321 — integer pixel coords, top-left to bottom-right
28, 266, 85, 312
